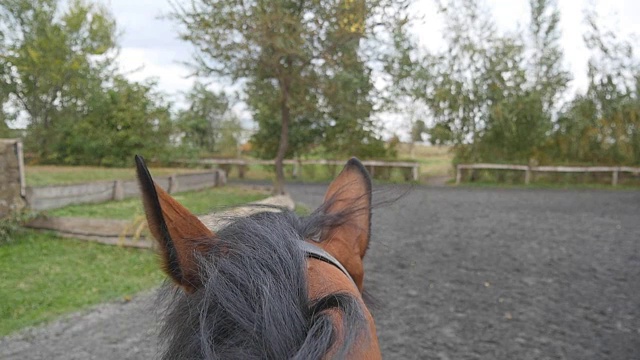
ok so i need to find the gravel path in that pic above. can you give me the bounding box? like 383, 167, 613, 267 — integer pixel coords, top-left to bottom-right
2, 185, 639, 359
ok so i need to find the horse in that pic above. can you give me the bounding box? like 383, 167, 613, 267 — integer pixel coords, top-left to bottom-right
135, 155, 381, 359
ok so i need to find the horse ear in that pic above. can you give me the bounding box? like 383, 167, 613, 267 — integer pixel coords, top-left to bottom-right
318, 158, 372, 289
135, 155, 214, 292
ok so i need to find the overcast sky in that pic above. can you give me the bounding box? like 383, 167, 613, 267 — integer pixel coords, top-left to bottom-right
107, 0, 640, 133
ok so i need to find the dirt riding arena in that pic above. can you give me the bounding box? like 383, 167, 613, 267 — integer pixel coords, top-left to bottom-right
2, 184, 639, 359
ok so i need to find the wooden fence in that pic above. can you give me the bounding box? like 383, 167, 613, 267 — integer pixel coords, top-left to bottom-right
455, 164, 640, 186
187, 158, 420, 181
26, 169, 226, 211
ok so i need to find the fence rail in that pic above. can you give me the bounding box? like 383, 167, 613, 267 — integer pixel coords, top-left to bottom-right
456, 163, 640, 186
185, 158, 420, 181
26, 169, 226, 211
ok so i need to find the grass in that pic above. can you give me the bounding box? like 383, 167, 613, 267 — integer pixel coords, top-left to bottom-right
224, 149, 455, 184
395, 143, 455, 180
225, 163, 337, 183
295, 202, 312, 216
26, 149, 455, 189
26, 165, 205, 187
46, 186, 270, 220
0, 230, 163, 336
0, 184, 269, 336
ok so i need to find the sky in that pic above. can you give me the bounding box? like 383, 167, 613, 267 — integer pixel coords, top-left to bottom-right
107, 0, 640, 135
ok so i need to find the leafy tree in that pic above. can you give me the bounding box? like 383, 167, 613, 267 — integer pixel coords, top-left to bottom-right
411, 120, 426, 143
550, 7, 640, 165
247, 67, 323, 161
317, 10, 388, 160
216, 116, 245, 157
392, 0, 500, 163
176, 83, 233, 155
0, 89, 13, 138
427, 123, 453, 146
527, 0, 571, 113
383, 9, 436, 149
389, 0, 571, 165
0, 0, 118, 162
51, 76, 173, 166
170, 0, 407, 194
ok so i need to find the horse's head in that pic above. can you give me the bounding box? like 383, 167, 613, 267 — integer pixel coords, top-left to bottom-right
136, 156, 380, 359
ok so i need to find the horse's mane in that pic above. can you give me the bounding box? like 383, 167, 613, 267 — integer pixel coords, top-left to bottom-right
156, 206, 370, 360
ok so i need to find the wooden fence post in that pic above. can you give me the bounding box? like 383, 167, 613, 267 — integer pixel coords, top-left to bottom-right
293, 161, 300, 179
168, 175, 178, 194
16, 141, 26, 198
113, 180, 124, 201
525, 167, 531, 185
456, 165, 462, 185
412, 164, 419, 181
612, 169, 619, 186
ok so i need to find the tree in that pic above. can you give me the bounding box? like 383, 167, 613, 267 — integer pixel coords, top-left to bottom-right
426, 123, 453, 146
414, 0, 499, 160
247, 67, 323, 161
550, 7, 640, 165
51, 76, 173, 166
0, 84, 13, 138
411, 120, 426, 143
216, 116, 245, 157
383, 12, 434, 154
527, 0, 571, 113
176, 83, 233, 155
169, 0, 407, 194
317, 5, 387, 160
388, 0, 571, 164
0, 0, 118, 162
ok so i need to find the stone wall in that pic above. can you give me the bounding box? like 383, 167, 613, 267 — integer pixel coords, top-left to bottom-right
0, 139, 26, 218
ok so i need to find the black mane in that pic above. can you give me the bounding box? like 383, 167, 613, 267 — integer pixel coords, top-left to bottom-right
157, 208, 369, 360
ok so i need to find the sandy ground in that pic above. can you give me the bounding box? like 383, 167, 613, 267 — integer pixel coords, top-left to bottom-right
1, 184, 639, 359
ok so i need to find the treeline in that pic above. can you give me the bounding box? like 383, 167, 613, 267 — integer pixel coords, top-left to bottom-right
0, 0, 249, 166
390, 0, 640, 167
0, 0, 398, 174
2, 0, 638, 177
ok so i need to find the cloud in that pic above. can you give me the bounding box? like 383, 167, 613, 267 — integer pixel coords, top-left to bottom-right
117, 47, 195, 98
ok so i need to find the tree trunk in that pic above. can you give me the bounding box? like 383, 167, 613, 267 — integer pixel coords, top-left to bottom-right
274, 77, 291, 195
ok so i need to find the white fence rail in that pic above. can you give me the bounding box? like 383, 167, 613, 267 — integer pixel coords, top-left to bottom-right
455, 163, 640, 186
26, 169, 226, 211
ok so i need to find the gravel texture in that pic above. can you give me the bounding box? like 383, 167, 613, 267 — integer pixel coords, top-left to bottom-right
2, 184, 639, 359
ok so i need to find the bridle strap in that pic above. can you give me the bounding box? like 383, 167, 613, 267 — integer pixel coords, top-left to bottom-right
298, 240, 356, 287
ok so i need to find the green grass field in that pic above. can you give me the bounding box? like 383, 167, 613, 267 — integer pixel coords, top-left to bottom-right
222, 146, 456, 184
395, 143, 454, 179
0, 231, 163, 336
25, 165, 205, 187
26, 147, 456, 188
2, 172, 272, 337
46, 186, 270, 220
